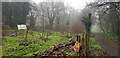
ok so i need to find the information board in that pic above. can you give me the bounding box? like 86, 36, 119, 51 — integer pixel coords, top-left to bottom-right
17, 25, 27, 30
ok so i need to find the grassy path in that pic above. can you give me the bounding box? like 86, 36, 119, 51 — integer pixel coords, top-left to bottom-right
93, 33, 118, 56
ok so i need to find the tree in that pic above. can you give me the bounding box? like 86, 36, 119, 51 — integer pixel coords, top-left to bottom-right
37, 2, 66, 30
87, 2, 120, 37
2, 2, 12, 27
27, 2, 38, 30
2, 2, 31, 29
82, 13, 92, 34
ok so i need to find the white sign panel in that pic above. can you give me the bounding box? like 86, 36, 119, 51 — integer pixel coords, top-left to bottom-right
17, 25, 27, 30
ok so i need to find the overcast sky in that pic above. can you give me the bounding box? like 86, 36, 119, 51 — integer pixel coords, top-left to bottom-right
32, 0, 95, 10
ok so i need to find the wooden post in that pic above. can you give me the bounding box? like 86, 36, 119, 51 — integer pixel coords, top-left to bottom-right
85, 34, 89, 56
76, 34, 79, 41
25, 29, 28, 39
79, 35, 81, 43
25, 25, 29, 39
76, 34, 80, 57
79, 35, 81, 57
81, 35, 84, 55
85, 34, 88, 56
87, 34, 90, 55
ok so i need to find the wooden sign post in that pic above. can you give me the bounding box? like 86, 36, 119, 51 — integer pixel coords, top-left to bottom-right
75, 34, 81, 56
17, 24, 28, 39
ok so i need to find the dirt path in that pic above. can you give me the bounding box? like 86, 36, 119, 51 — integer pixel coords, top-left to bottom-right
93, 33, 118, 56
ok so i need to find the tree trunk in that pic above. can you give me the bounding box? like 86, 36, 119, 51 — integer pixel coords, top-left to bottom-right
49, 21, 53, 30
30, 16, 35, 30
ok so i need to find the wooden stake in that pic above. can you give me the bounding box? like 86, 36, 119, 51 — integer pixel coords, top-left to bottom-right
87, 34, 90, 55
82, 34, 85, 56
25, 29, 28, 39
79, 35, 81, 57
85, 34, 88, 56
85, 34, 90, 56
76, 34, 79, 41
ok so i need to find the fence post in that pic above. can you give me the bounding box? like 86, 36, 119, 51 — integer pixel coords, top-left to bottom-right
76, 34, 79, 42
79, 35, 81, 57
81, 34, 85, 56
76, 34, 82, 56
85, 34, 90, 56
76, 34, 79, 56
87, 34, 90, 55
85, 34, 87, 56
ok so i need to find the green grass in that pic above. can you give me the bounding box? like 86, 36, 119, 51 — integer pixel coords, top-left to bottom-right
0, 46, 2, 58
2, 31, 104, 56
97, 33, 119, 44
2, 32, 69, 56
1, 30, 15, 32
89, 37, 103, 56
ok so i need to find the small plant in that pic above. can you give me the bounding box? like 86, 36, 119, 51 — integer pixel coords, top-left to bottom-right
61, 49, 66, 54
89, 37, 103, 56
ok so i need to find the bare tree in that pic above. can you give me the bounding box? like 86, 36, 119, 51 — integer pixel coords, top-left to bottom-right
37, 2, 66, 30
